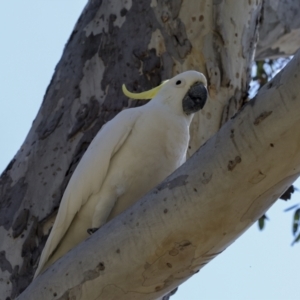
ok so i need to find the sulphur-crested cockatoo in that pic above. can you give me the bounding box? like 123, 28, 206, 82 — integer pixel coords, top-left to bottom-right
34, 70, 207, 277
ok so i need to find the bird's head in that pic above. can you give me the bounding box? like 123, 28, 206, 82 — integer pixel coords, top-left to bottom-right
122, 71, 208, 116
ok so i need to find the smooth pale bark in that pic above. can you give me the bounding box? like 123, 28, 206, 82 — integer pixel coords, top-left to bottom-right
0, 1, 262, 298
18, 50, 300, 300
257, 0, 300, 59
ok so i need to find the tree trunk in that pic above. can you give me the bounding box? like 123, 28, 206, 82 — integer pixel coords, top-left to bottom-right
0, 0, 298, 299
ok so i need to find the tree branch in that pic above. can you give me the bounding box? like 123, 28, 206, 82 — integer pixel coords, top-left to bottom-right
18, 50, 300, 300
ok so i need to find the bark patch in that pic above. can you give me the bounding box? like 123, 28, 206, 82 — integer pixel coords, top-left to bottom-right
253, 111, 272, 125
201, 172, 212, 184
83, 262, 105, 281
0, 177, 28, 230
142, 240, 195, 286
157, 175, 189, 191
37, 110, 64, 140
12, 209, 29, 238
68, 97, 100, 139
0, 251, 13, 273
156, 0, 192, 60
227, 156, 241, 171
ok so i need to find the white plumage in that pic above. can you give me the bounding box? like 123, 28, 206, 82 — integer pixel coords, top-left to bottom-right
34, 70, 207, 277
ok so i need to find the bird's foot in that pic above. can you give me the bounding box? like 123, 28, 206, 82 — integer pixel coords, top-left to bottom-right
87, 227, 99, 235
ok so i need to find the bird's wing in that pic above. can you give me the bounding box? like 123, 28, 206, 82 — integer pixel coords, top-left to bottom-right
35, 108, 141, 277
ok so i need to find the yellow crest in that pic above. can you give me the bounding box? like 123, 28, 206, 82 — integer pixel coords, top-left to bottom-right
122, 80, 169, 100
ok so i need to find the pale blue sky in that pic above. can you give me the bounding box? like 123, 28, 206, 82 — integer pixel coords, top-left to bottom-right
0, 2, 299, 300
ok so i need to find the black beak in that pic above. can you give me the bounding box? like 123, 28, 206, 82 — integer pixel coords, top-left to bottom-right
182, 82, 208, 115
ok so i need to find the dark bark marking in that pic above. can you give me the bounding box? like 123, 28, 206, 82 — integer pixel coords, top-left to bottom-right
0, 251, 13, 273
133, 48, 162, 87
253, 111, 272, 125
228, 156, 241, 171
37, 110, 64, 140
21, 217, 38, 259
161, 11, 170, 23
161, 51, 174, 79
65, 142, 90, 178
9, 265, 30, 299
212, 3, 231, 87
97, 262, 105, 271
0, 177, 28, 230
12, 209, 29, 238
201, 172, 212, 184
155, 0, 192, 60
172, 21, 191, 59
120, 8, 128, 17
9, 218, 40, 298
220, 92, 241, 125
83, 261, 105, 281
157, 175, 189, 191
68, 97, 100, 139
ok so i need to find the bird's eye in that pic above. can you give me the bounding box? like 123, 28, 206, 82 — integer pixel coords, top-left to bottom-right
176, 80, 182, 85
